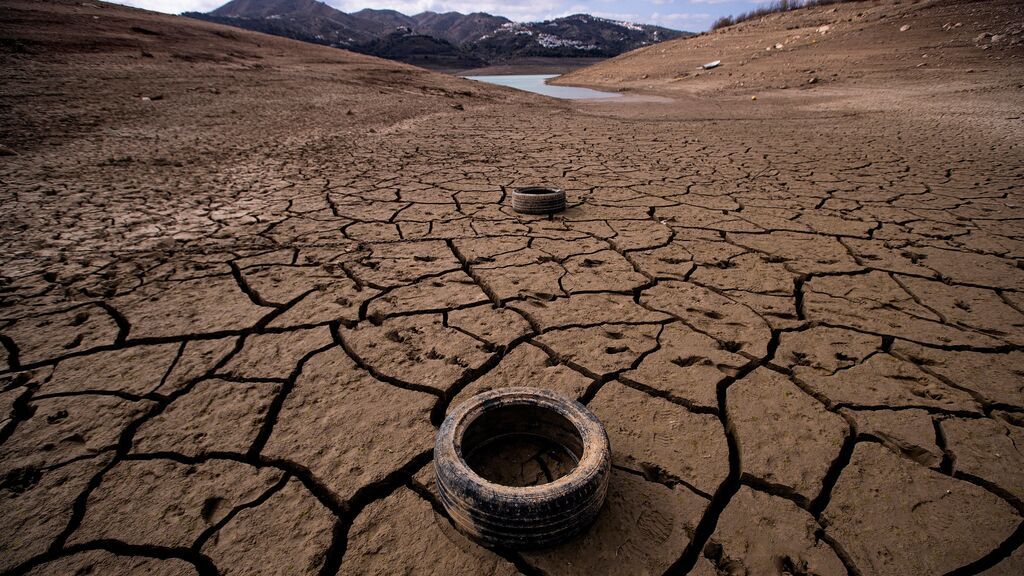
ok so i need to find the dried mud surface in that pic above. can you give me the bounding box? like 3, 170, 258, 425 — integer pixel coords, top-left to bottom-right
1, 0, 1023, 575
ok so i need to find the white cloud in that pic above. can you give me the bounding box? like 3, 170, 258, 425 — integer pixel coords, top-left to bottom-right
648, 11, 712, 28
589, 11, 643, 21
559, 6, 643, 21
115, 0, 226, 13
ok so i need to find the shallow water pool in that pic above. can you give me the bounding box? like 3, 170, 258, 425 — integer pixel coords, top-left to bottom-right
463, 74, 622, 100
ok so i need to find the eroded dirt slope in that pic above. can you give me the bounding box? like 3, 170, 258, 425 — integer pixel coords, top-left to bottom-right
558, 0, 1023, 97
1, 1, 1023, 575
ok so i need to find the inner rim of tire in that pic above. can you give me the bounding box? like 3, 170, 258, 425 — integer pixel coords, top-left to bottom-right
516, 187, 560, 195
462, 403, 584, 487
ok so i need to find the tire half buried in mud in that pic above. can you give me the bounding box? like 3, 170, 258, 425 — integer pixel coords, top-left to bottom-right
511, 187, 567, 215
434, 387, 611, 549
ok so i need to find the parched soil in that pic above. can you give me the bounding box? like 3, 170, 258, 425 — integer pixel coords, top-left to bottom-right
1, 0, 1023, 575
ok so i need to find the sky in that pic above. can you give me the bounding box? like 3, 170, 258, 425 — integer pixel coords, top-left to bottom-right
111, 0, 774, 32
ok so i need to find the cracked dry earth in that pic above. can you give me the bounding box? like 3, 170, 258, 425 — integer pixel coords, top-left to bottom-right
3, 2, 1024, 576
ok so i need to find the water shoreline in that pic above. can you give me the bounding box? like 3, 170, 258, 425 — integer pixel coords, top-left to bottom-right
462, 74, 623, 100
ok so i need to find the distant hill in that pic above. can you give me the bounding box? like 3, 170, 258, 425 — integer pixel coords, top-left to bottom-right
351, 8, 416, 31
356, 29, 488, 69
411, 11, 512, 45
471, 14, 683, 59
186, 0, 690, 69
199, 0, 377, 44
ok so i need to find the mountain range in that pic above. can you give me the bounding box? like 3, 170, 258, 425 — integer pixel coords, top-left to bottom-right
186, 0, 689, 70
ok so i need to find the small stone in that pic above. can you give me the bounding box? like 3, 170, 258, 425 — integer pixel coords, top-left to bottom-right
751, 95, 757, 100
808, 76, 819, 84
450, 103, 464, 110
900, 24, 911, 32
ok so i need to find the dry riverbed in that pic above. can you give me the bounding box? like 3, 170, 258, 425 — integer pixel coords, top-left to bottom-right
2, 0, 1023, 575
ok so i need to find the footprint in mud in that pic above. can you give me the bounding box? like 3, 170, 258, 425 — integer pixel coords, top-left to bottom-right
201, 496, 227, 524
670, 355, 706, 368
636, 506, 673, 544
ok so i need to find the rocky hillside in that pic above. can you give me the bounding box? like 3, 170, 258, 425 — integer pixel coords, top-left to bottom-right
410, 11, 512, 45
556, 0, 1023, 95
356, 30, 487, 70
187, 0, 688, 69
199, 0, 376, 44
471, 14, 682, 60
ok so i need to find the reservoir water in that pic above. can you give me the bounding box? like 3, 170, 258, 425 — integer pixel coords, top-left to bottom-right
463, 74, 622, 100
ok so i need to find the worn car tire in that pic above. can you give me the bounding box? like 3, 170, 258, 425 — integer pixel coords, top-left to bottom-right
511, 187, 566, 215
434, 387, 611, 549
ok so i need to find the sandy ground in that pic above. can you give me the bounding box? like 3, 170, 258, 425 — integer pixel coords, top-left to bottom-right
1, 0, 1023, 575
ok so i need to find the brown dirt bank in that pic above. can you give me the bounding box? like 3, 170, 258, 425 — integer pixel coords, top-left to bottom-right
1, 1, 1023, 575
556, 0, 1023, 98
